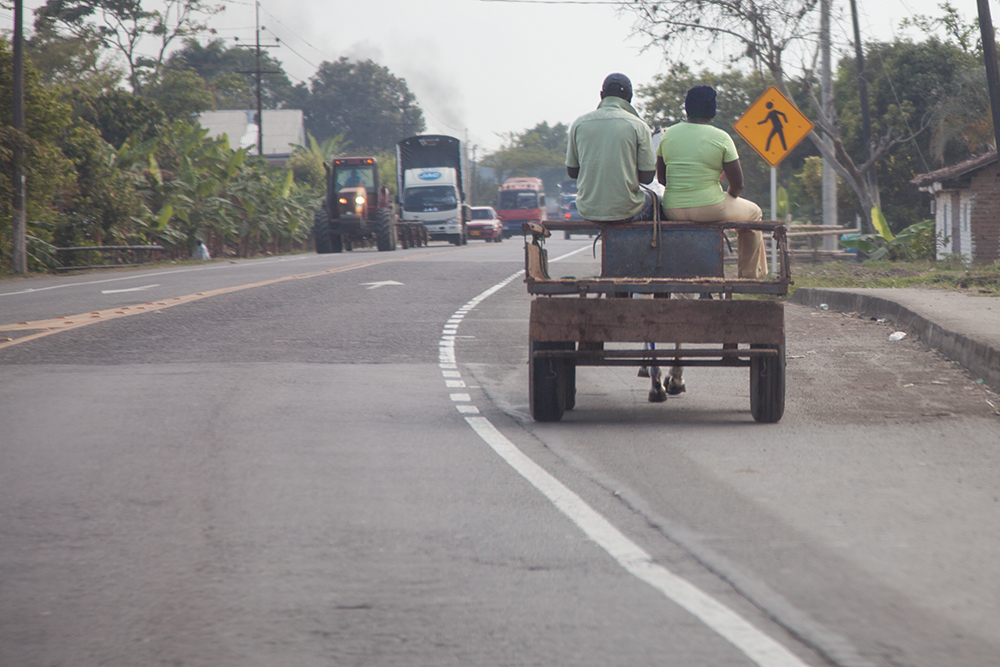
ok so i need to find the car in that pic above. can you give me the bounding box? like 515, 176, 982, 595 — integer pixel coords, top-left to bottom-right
468, 206, 504, 242
560, 195, 596, 239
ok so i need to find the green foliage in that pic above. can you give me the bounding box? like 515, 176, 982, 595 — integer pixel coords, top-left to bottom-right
167, 39, 297, 110
144, 67, 213, 120
34, 0, 222, 94
834, 35, 981, 229
287, 150, 325, 190
69, 88, 166, 149
0, 38, 78, 271
637, 64, 819, 213
297, 57, 425, 151
840, 219, 936, 261
56, 120, 145, 245
26, 19, 122, 94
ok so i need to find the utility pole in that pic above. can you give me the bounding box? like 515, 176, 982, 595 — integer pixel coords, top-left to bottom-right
977, 0, 1000, 156
12, 0, 27, 274
849, 0, 878, 211
235, 1, 279, 158
820, 0, 838, 249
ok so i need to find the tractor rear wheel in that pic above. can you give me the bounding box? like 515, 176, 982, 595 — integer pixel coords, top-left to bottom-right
376, 208, 397, 251
313, 207, 334, 254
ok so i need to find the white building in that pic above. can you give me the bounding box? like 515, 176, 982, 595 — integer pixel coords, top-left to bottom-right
195, 109, 306, 166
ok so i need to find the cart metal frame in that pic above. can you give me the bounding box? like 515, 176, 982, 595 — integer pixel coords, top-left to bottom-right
524, 220, 791, 423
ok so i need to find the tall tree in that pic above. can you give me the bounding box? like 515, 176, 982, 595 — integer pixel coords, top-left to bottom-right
167, 38, 296, 110
34, 0, 221, 94
623, 0, 927, 231
297, 57, 424, 152
481, 121, 569, 193
26, 17, 122, 94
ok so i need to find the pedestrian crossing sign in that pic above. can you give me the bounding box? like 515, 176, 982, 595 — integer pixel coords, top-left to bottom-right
733, 86, 814, 167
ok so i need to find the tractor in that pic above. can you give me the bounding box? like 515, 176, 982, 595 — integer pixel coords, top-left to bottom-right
312, 157, 427, 253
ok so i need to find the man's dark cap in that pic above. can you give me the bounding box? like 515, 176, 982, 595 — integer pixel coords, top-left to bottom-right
685, 85, 717, 119
602, 73, 633, 99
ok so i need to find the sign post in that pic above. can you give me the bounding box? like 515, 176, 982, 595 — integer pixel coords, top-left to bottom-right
733, 86, 814, 276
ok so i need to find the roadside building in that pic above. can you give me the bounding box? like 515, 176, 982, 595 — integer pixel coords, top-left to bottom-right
911, 151, 1000, 264
195, 109, 305, 167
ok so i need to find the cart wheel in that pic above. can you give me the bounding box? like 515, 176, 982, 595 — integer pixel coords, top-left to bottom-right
750, 343, 785, 423
529, 341, 571, 422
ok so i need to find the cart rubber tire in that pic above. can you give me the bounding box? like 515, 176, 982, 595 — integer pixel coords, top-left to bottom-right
376, 208, 397, 251
313, 207, 334, 254
530, 341, 572, 422
750, 343, 785, 423
564, 358, 576, 411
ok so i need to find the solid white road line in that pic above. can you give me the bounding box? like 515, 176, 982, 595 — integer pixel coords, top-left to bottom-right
438, 244, 812, 667
464, 416, 809, 667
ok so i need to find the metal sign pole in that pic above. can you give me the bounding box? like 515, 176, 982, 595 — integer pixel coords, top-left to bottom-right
770, 166, 778, 275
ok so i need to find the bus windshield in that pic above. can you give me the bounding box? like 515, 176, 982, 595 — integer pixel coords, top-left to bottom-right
499, 190, 540, 210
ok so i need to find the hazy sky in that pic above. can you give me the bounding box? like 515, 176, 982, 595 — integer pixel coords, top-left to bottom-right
9, 0, 977, 152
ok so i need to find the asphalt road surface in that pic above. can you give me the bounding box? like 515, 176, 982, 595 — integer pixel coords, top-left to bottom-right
1, 240, 998, 667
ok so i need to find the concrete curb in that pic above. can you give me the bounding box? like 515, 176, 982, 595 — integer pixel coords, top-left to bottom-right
790, 288, 1000, 393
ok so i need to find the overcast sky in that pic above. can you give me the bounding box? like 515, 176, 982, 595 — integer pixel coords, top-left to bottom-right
8, 0, 982, 153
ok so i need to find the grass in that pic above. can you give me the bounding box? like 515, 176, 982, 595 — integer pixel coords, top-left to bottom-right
788, 258, 1000, 296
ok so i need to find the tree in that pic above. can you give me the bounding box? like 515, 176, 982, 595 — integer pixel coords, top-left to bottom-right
1, 37, 78, 270
623, 0, 928, 231
34, 0, 222, 94
481, 121, 569, 194
167, 38, 296, 110
834, 37, 981, 229
143, 67, 213, 120
297, 57, 425, 152
69, 88, 166, 149
26, 17, 122, 94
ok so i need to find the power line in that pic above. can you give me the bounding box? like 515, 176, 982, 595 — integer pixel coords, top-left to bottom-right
479, 0, 619, 4
258, 5, 327, 59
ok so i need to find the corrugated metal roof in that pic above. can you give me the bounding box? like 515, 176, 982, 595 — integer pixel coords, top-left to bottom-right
911, 150, 998, 188
196, 109, 305, 156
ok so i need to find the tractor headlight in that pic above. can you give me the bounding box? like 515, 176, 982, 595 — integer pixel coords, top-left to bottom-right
355, 195, 365, 205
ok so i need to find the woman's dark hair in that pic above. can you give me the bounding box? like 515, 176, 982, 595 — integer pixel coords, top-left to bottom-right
685, 85, 717, 119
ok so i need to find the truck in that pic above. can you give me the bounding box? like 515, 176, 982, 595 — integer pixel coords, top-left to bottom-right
496, 177, 547, 238
396, 135, 469, 246
312, 156, 428, 254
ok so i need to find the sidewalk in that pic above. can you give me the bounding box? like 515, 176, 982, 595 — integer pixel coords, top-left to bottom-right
790, 288, 1000, 393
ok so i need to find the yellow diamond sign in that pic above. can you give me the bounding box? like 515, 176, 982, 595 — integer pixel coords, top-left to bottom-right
733, 86, 814, 167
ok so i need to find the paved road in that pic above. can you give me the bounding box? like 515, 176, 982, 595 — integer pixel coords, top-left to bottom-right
1, 241, 997, 667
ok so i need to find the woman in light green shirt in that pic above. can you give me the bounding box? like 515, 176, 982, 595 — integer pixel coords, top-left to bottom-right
655, 85, 767, 279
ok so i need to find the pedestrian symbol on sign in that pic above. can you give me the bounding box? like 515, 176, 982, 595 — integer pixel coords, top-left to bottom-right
733, 86, 814, 167
759, 102, 788, 152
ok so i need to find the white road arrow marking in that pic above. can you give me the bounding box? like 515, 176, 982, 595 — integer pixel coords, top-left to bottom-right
100, 284, 160, 294
361, 280, 403, 290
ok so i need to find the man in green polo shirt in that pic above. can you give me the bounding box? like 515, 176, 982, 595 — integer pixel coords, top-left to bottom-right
566, 74, 672, 402
565, 73, 656, 222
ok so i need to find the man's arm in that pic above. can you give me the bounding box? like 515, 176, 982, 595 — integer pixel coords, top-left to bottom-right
567, 166, 579, 179
722, 159, 744, 198
638, 169, 654, 185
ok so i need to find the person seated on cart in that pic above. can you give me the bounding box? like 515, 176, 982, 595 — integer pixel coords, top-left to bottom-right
566, 74, 679, 402
565, 73, 657, 223
656, 85, 768, 279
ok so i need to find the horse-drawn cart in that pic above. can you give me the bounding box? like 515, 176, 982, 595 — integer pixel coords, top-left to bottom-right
524, 219, 792, 423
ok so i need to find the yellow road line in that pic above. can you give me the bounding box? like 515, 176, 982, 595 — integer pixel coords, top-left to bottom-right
0, 249, 459, 350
